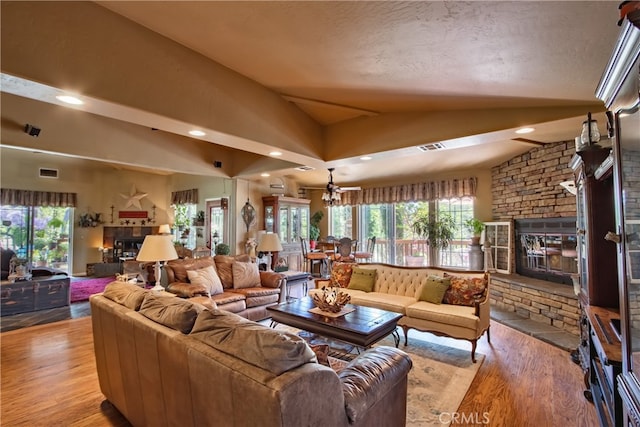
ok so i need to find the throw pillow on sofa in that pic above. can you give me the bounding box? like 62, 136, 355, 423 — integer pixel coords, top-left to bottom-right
187, 265, 224, 296
214, 254, 252, 288
190, 309, 316, 375
347, 267, 376, 292
418, 275, 451, 304
103, 281, 148, 310
442, 273, 487, 306
139, 292, 204, 334
329, 262, 355, 288
232, 261, 260, 289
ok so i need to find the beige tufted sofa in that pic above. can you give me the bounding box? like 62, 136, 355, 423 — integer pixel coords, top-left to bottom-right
311, 263, 490, 362
90, 281, 413, 427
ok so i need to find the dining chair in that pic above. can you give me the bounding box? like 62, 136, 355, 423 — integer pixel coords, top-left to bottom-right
332, 237, 356, 263
300, 237, 329, 276
355, 236, 376, 263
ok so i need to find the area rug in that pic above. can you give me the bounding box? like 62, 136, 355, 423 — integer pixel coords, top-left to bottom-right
69, 277, 114, 303
377, 335, 484, 426
271, 324, 484, 427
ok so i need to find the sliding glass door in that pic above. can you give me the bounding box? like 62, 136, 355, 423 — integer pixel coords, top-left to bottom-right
0, 205, 72, 273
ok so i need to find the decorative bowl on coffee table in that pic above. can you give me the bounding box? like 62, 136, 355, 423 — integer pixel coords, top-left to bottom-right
311, 286, 351, 313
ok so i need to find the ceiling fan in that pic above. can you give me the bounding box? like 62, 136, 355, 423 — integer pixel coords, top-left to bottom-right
302, 168, 361, 206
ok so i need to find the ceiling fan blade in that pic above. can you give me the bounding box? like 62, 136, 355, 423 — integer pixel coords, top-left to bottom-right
339, 186, 361, 191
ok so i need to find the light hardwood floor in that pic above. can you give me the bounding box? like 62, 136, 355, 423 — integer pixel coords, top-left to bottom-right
0, 317, 597, 426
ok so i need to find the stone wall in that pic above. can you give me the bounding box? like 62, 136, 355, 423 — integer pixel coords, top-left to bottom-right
491, 140, 576, 220
490, 140, 580, 335
491, 275, 580, 335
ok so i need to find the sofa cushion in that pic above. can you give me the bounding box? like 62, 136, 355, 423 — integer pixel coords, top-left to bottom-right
330, 262, 355, 288
187, 295, 218, 311
190, 309, 316, 375
167, 281, 210, 298
187, 265, 224, 296
442, 273, 487, 306
405, 301, 479, 330
347, 267, 376, 292
231, 286, 281, 298
349, 292, 414, 315
232, 262, 260, 289
418, 275, 451, 304
102, 281, 148, 310
139, 292, 204, 334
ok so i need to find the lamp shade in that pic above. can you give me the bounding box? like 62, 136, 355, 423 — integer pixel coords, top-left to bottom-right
158, 224, 171, 235
136, 235, 179, 262
257, 233, 283, 253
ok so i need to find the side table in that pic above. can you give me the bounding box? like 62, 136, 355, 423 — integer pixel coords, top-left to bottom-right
279, 270, 312, 301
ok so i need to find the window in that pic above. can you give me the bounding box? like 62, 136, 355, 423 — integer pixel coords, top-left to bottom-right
173, 203, 197, 248
355, 198, 475, 268
329, 205, 353, 239
0, 205, 72, 273
437, 198, 474, 268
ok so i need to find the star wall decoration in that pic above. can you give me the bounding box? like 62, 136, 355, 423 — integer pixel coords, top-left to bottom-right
120, 185, 148, 209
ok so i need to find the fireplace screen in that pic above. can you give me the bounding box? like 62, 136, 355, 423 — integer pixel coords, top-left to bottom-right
516, 218, 577, 285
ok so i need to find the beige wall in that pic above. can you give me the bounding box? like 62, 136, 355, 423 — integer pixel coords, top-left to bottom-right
1, 145, 495, 274
0, 148, 231, 275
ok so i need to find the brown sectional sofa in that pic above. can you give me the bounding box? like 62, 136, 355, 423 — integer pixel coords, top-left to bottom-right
164, 255, 284, 321
90, 281, 413, 427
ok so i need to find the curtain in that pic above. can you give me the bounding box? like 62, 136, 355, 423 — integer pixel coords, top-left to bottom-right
338, 177, 477, 206
0, 188, 77, 207
171, 188, 199, 205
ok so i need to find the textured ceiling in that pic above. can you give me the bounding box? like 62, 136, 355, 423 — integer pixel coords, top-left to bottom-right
1, 1, 623, 188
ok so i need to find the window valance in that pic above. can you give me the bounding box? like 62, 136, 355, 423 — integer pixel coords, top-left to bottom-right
338, 177, 477, 206
0, 188, 77, 207
171, 188, 199, 205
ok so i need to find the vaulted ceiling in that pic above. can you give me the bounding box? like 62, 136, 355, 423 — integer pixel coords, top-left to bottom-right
0, 1, 621, 188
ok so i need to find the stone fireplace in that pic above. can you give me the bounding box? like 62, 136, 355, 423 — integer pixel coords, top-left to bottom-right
515, 217, 578, 285
490, 140, 581, 336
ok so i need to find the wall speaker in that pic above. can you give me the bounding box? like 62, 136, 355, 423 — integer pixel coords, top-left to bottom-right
24, 124, 41, 137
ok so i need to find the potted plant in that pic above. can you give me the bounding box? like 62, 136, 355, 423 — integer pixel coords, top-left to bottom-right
215, 243, 230, 256
465, 218, 485, 246
411, 212, 455, 266
309, 211, 324, 250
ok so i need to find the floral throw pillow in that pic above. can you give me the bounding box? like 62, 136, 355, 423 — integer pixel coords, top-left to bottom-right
330, 262, 355, 288
442, 273, 487, 306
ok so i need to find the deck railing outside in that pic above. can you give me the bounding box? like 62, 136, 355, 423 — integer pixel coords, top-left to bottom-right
361, 238, 471, 267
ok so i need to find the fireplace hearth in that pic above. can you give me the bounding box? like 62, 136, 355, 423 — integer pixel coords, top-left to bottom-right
515, 218, 577, 285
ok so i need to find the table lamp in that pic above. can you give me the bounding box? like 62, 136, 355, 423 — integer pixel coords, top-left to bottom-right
136, 235, 179, 291
257, 233, 282, 271
158, 224, 172, 235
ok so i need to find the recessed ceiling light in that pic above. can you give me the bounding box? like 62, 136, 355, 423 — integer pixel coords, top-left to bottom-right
515, 127, 535, 134
360, 156, 372, 161
189, 130, 206, 137
261, 173, 270, 177
269, 151, 282, 157
56, 95, 84, 105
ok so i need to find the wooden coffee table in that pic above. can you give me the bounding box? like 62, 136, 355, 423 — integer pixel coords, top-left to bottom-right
267, 297, 402, 348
